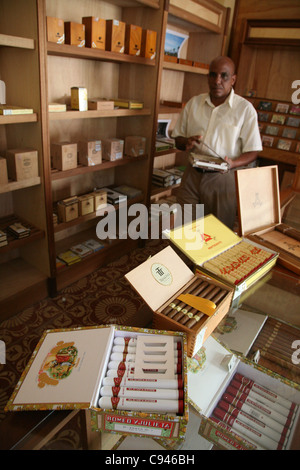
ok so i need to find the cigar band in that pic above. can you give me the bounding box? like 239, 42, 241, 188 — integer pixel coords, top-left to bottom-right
181, 309, 188, 314
169, 302, 177, 309
194, 315, 201, 322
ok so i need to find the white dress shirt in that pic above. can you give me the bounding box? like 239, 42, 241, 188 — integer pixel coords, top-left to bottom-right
172, 88, 262, 160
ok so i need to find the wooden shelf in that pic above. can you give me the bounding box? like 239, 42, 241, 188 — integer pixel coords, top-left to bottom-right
0, 113, 38, 125
0, 33, 34, 50
47, 42, 156, 67
0, 177, 41, 194
0, 214, 44, 254
163, 60, 209, 74
49, 108, 151, 121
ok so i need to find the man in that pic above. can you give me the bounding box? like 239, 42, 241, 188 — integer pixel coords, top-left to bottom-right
172, 56, 262, 229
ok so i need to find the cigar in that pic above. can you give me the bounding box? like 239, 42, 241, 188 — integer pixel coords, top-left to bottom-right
100, 385, 184, 400
162, 278, 204, 316
179, 285, 220, 326
167, 280, 209, 320
102, 375, 184, 390
275, 223, 300, 242
107, 361, 182, 374
184, 288, 227, 329
172, 283, 215, 323
210, 415, 264, 450
113, 336, 182, 349
213, 407, 279, 450
110, 351, 181, 362
99, 396, 184, 414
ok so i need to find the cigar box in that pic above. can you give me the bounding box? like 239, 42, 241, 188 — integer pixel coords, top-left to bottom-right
102, 138, 124, 161
82, 16, 106, 49
64, 21, 85, 47
78, 140, 102, 166
236, 165, 300, 276
105, 19, 125, 53
0, 156, 8, 184
5, 148, 38, 181
51, 142, 77, 171
125, 246, 234, 357
178, 59, 193, 66
57, 196, 79, 222
5, 325, 189, 441
88, 98, 114, 111
78, 193, 94, 216
190, 336, 300, 450
141, 29, 157, 59
93, 189, 107, 211
71, 87, 88, 111
164, 54, 178, 63
46, 17, 65, 44
124, 135, 146, 157
125, 24, 142, 56
164, 214, 278, 300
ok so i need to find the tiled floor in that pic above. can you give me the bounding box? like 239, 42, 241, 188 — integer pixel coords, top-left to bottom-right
0, 239, 168, 449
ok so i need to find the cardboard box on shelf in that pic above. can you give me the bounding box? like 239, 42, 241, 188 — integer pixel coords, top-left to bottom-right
5, 148, 38, 181
124, 136, 146, 157
5, 325, 189, 441
125, 24, 142, 56
78, 140, 102, 166
102, 138, 124, 161
141, 29, 157, 59
105, 19, 125, 53
71, 87, 88, 111
64, 21, 85, 47
82, 16, 106, 49
51, 142, 77, 171
46, 16, 65, 44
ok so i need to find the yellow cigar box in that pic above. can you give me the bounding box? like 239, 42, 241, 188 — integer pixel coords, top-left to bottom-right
93, 189, 107, 211
5, 325, 189, 441
190, 336, 300, 450
57, 196, 79, 222
105, 19, 125, 53
82, 16, 106, 49
5, 148, 38, 181
125, 246, 233, 357
64, 21, 85, 47
78, 193, 94, 216
0, 156, 8, 184
71, 87, 88, 111
51, 142, 77, 171
125, 24, 142, 56
164, 214, 278, 300
78, 140, 102, 166
236, 165, 300, 276
46, 16, 65, 44
141, 29, 157, 59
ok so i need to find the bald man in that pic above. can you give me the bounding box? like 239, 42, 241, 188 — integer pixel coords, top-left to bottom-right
172, 56, 262, 229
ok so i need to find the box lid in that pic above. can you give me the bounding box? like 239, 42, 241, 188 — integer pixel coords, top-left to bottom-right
6, 326, 114, 411
163, 214, 241, 266
236, 165, 281, 237
125, 245, 194, 311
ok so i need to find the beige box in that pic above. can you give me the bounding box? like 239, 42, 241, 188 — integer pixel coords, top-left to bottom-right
141, 29, 157, 59
105, 19, 125, 53
71, 87, 88, 111
46, 16, 65, 44
125, 135, 146, 157
78, 140, 102, 166
125, 24, 142, 56
82, 16, 106, 49
64, 21, 85, 47
125, 246, 233, 357
78, 193, 94, 216
5, 148, 38, 181
0, 156, 8, 184
6, 325, 188, 441
93, 189, 107, 211
88, 99, 114, 111
51, 142, 77, 171
57, 196, 79, 223
102, 138, 124, 161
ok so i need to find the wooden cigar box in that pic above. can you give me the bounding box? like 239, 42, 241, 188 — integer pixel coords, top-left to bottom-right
141, 29, 157, 59
5, 148, 38, 181
46, 16, 65, 44
102, 138, 124, 161
78, 140, 102, 166
93, 189, 107, 211
236, 165, 300, 276
191, 336, 300, 450
125, 24, 142, 56
51, 142, 77, 171
164, 214, 278, 300
78, 193, 94, 216
57, 196, 79, 222
0, 156, 8, 184
125, 246, 234, 357
5, 325, 189, 441
105, 19, 125, 53
124, 135, 146, 157
64, 21, 85, 47
82, 16, 106, 49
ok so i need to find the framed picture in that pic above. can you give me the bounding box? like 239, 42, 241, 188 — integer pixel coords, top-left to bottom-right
265, 125, 278, 136
258, 100, 272, 111
164, 29, 189, 59
290, 105, 300, 116
257, 111, 269, 122
282, 128, 297, 139
277, 139, 291, 151
286, 116, 300, 127
271, 114, 285, 125
262, 135, 274, 147
275, 103, 289, 114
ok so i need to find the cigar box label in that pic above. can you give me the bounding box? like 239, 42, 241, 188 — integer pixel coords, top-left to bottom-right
38, 341, 79, 388
103, 414, 175, 437
151, 263, 173, 286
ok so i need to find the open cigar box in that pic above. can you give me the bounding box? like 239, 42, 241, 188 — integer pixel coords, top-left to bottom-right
190, 336, 300, 450
5, 325, 189, 440
164, 214, 278, 300
125, 246, 234, 357
235, 165, 300, 276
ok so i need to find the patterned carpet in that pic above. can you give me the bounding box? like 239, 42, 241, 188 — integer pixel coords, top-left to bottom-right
0, 239, 168, 449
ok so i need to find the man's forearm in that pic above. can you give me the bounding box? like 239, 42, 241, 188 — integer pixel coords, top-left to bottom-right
227, 151, 259, 169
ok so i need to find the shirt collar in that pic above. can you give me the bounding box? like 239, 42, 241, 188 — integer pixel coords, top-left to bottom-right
205, 87, 235, 108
